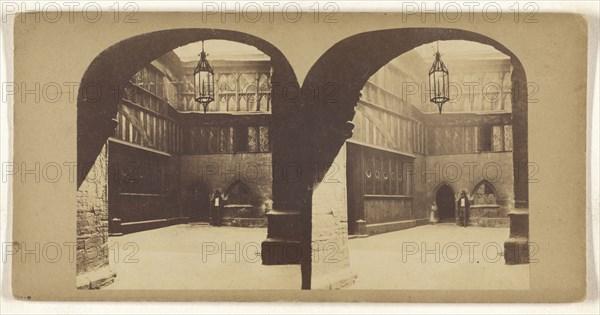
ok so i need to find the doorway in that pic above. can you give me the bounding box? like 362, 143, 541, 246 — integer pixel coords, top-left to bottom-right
186, 182, 210, 222
436, 184, 456, 222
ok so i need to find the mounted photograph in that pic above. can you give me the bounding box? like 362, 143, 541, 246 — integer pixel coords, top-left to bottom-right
9, 9, 588, 302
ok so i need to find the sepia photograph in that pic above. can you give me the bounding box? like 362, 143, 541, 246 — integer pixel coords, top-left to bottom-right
2, 1, 596, 311
76, 31, 530, 291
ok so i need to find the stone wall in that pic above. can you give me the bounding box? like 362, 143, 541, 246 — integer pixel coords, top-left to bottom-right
423, 151, 515, 225
179, 153, 273, 210
76, 144, 115, 289
311, 144, 356, 289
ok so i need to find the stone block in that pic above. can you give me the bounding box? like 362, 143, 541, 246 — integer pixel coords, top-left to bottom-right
504, 237, 529, 264
508, 210, 529, 238
312, 267, 357, 290
76, 266, 116, 290
223, 217, 267, 228
261, 238, 302, 265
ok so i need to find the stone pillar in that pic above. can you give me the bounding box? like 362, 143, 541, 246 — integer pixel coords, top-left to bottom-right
310, 143, 357, 289
511, 64, 529, 210
261, 210, 302, 265
260, 66, 306, 266
259, 126, 306, 265
76, 143, 116, 289
504, 209, 529, 264
260, 114, 307, 265
263, 176, 313, 266
504, 62, 529, 265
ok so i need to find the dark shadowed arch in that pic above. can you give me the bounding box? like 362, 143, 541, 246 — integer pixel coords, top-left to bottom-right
185, 181, 210, 222
435, 182, 456, 221
226, 180, 251, 205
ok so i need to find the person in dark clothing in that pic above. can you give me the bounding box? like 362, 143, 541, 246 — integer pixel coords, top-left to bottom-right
456, 190, 470, 227
209, 189, 227, 227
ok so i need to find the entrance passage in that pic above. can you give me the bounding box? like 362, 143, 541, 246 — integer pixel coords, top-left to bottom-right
436, 184, 456, 222
185, 182, 210, 222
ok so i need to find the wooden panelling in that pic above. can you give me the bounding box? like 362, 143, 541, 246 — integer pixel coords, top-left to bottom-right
364, 196, 413, 224
107, 141, 179, 226
346, 143, 364, 235
346, 142, 415, 235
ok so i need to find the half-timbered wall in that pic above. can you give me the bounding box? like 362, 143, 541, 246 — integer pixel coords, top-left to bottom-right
353, 81, 426, 155
116, 76, 183, 154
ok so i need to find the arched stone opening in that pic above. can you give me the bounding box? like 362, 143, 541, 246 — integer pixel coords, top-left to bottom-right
301, 28, 530, 288
76, 29, 307, 288
435, 183, 456, 222
471, 180, 498, 206
226, 180, 252, 205
467, 179, 509, 227
185, 181, 210, 222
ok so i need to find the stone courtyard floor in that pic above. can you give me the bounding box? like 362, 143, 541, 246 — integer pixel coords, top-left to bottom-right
104, 223, 529, 290
346, 223, 530, 290
105, 224, 301, 290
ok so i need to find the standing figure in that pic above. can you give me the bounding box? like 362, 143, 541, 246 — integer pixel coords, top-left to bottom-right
456, 190, 470, 227
209, 189, 227, 227
430, 201, 439, 224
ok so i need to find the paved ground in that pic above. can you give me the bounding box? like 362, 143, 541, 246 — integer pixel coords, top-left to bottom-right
105, 224, 301, 290
346, 223, 530, 290
104, 223, 528, 290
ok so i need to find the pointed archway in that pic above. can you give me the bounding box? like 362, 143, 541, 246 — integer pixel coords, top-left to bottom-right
435, 183, 456, 222
185, 181, 210, 222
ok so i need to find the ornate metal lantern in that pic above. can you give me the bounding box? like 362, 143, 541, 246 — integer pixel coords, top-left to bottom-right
194, 41, 215, 113
429, 42, 450, 114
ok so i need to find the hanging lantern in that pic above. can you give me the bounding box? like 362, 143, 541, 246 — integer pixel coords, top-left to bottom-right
429, 43, 450, 114
194, 41, 215, 113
